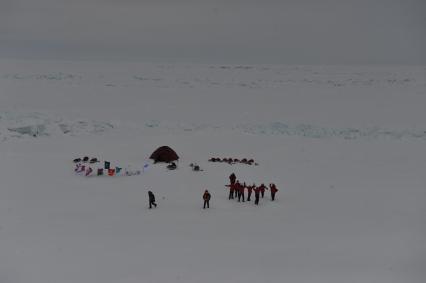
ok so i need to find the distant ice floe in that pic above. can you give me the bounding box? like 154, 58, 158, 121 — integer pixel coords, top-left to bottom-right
236, 122, 426, 141
144, 120, 219, 133
0, 112, 113, 141
2, 66, 421, 90
0, 113, 425, 143
2, 72, 82, 81
142, 120, 426, 142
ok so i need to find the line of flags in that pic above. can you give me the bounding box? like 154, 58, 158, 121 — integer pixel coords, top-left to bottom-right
74, 161, 148, 177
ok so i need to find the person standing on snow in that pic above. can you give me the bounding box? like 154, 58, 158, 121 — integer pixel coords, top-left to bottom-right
238, 182, 245, 202
227, 183, 235, 200
259, 183, 267, 198
148, 191, 157, 209
234, 180, 240, 198
253, 186, 261, 205
234, 180, 241, 200
247, 183, 254, 201
229, 172, 236, 185
269, 183, 278, 201
203, 190, 211, 209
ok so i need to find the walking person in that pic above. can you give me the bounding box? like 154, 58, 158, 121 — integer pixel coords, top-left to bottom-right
148, 191, 157, 209
269, 183, 278, 201
203, 190, 211, 209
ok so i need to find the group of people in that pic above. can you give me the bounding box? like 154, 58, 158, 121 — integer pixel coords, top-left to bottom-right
226, 173, 278, 205
146, 172, 278, 210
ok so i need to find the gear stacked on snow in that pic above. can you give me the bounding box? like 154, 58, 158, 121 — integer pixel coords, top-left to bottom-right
73, 157, 145, 177
208, 157, 258, 165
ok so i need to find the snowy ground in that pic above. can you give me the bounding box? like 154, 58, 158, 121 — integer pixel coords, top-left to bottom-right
0, 59, 425, 283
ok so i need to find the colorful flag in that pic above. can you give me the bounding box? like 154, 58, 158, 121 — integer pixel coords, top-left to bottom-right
108, 169, 115, 176
104, 161, 110, 169
115, 167, 122, 174
97, 168, 104, 176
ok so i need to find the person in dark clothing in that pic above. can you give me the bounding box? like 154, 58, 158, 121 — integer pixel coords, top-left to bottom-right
269, 183, 278, 201
238, 183, 245, 202
148, 191, 157, 209
247, 184, 254, 201
227, 184, 234, 200
229, 173, 236, 185
242, 182, 246, 202
203, 190, 211, 209
253, 186, 260, 205
259, 183, 267, 198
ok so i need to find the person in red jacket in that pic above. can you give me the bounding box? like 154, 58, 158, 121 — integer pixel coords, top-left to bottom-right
269, 183, 278, 201
246, 183, 254, 201
238, 182, 245, 202
203, 190, 211, 209
253, 186, 261, 205
234, 180, 240, 198
259, 183, 267, 198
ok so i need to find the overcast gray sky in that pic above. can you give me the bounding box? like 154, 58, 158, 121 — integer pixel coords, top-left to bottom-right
1, 0, 425, 64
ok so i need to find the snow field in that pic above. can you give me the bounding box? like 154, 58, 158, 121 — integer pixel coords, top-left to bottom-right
0, 60, 425, 283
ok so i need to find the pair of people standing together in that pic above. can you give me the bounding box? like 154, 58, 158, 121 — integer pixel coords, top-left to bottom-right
147, 190, 211, 209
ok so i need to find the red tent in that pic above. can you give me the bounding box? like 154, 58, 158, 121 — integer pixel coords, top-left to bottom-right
149, 146, 179, 163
